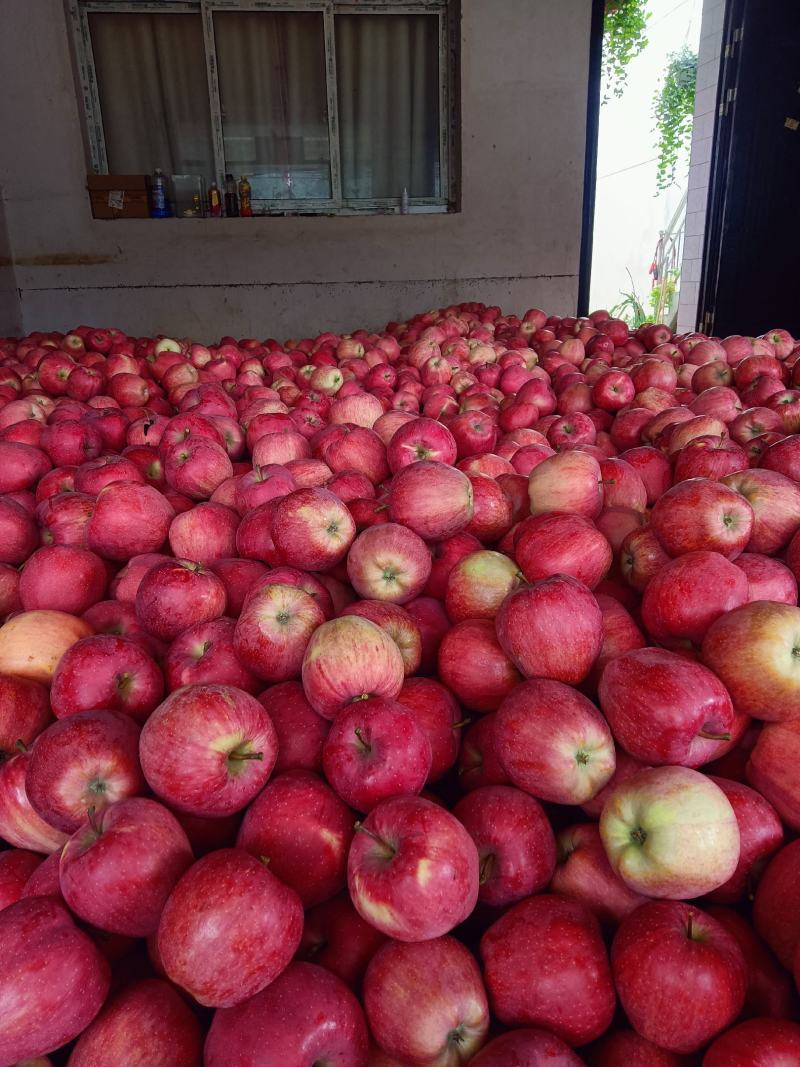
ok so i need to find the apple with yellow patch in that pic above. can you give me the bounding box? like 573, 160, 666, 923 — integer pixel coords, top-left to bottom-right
600, 766, 740, 899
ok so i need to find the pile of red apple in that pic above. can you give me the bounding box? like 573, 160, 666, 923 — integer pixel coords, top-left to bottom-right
2, 308, 800, 1066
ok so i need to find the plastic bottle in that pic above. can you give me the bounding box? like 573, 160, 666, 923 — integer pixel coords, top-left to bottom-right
400, 187, 410, 215
150, 169, 172, 218
239, 176, 253, 217
208, 182, 222, 217
224, 174, 239, 218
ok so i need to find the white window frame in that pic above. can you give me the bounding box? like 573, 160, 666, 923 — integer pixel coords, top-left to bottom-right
68, 0, 459, 215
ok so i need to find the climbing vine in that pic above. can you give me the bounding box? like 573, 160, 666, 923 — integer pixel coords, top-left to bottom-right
602, 0, 650, 101
653, 47, 698, 190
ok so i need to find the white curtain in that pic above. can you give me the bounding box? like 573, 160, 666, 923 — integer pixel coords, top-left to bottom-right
88, 9, 441, 201
212, 11, 331, 200
336, 14, 440, 200
89, 12, 214, 177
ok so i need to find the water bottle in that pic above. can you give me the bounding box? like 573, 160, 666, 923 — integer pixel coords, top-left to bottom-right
150, 169, 172, 218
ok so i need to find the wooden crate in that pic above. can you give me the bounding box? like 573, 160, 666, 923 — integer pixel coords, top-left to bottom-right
87, 175, 150, 219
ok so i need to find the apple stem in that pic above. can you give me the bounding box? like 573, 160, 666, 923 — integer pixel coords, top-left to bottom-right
452, 718, 472, 731
479, 852, 495, 885
87, 806, 102, 835
354, 727, 371, 754
698, 730, 731, 742
259, 855, 271, 867
354, 821, 396, 859
687, 911, 695, 940
229, 750, 263, 762
14, 739, 27, 754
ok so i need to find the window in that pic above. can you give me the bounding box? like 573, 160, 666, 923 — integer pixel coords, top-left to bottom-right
71, 1, 458, 215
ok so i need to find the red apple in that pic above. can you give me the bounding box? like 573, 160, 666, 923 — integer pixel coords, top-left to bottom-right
271, 486, 356, 570
457, 715, 509, 792
87, 480, 174, 560
208, 557, 269, 617
234, 582, 325, 682
495, 575, 602, 684
438, 618, 522, 712
703, 1018, 800, 1067
204, 962, 368, 1067
453, 785, 555, 907
702, 601, 800, 722
707, 906, 797, 1020
650, 478, 754, 559
157, 847, 303, 1007
167, 501, 239, 564
340, 600, 421, 675
322, 697, 431, 811
301, 616, 405, 719
135, 558, 227, 642
753, 840, 800, 968
611, 901, 746, 1053
495, 678, 615, 804
620, 526, 671, 591
0, 897, 109, 1065
600, 766, 740, 898
0, 494, 38, 564
746, 717, 800, 829
259, 680, 329, 774
705, 776, 784, 904
514, 513, 611, 588
165, 615, 259, 692
0, 675, 52, 760
346, 522, 432, 603
347, 794, 479, 941
599, 648, 735, 766
139, 683, 277, 816
50, 634, 164, 722
59, 796, 193, 936
386, 416, 458, 471
237, 769, 354, 907
0, 848, 43, 912
444, 549, 523, 622
396, 676, 462, 782
25, 710, 144, 833
551, 822, 646, 929
480, 894, 615, 1045
19, 545, 107, 615
723, 468, 800, 554
299, 892, 387, 990
67, 978, 203, 1067
364, 936, 489, 1065
388, 460, 474, 540
0, 747, 69, 853
735, 552, 798, 604
471, 1030, 583, 1067
528, 450, 603, 518
641, 550, 748, 649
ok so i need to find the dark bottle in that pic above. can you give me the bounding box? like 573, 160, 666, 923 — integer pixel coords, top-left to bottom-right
224, 173, 239, 217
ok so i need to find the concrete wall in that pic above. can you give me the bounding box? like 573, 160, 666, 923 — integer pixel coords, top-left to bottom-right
0, 0, 593, 340
677, 0, 726, 333
0, 189, 21, 337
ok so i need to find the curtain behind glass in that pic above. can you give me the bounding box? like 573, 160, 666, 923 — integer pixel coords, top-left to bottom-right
336, 14, 440, 200
213, 11, 331, 200
89, 12, 214, 177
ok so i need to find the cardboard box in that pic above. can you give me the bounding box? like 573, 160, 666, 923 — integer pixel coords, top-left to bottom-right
87, 174, 150, 219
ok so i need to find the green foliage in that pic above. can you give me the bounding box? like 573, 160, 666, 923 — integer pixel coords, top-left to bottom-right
653, 48, 698, 190
603, 0, 650, 102
650, 269, 680, 324
610, 272, 649, 328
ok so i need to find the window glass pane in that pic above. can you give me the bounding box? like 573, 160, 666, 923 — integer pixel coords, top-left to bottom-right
88, 12, 214, 178
336, 13, 440, 200
213, 11, 331, 201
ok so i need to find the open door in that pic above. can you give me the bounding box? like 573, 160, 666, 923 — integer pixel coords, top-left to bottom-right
699, 0, 800, 337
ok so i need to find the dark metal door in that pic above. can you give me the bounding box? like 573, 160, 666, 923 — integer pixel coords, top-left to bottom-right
698, 0, 800, 338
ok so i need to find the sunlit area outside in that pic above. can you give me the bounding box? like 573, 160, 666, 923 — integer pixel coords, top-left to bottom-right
590, 0, 704, 327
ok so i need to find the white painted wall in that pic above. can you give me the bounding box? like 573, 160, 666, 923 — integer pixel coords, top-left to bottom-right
0, 0, 593, 340
677, 0, 726, 332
